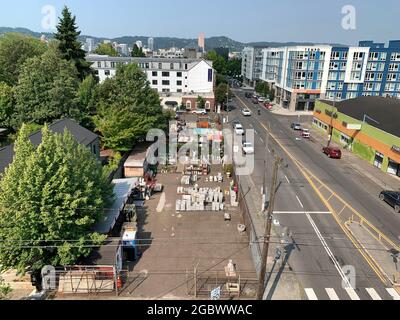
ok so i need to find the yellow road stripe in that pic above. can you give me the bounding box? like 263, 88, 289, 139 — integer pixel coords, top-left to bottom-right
233, 91, 392, 285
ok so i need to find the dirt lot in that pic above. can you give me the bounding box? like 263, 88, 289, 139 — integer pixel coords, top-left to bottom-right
118, 165, 257, 299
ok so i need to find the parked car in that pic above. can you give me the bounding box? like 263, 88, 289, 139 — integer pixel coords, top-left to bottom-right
323, 146, 342, 159
232, 120, 241, 128
245, 92, 252, 98
379, 191, 400, 213
192, 109, 207, 115
264, 102, 273, 110
241, 109, 252, 116
242, 142, 255, 154
258, 97, 265, 103
291, 123, 302, 131
234, 124, 245, 135
252, 98, 259, 104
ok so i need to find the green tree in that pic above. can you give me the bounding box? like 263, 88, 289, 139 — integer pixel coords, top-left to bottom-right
0, 33, 47, 86
93, 63, 167, 152
255, 81, 270, 98
54, 6, 92, 80
76, 74, 98, 129
197, 96, 206, 109
131, 44, 145, 57
14, 42, 80, 126
215, 83, 230, 104
94, 43, 119, 57
0, 125, 113, 273
0, 82, 16, 129
205, 50, 227, 74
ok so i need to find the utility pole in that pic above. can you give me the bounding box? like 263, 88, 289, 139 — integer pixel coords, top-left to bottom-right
327, 95, 336, 147
257, 154, 281, 300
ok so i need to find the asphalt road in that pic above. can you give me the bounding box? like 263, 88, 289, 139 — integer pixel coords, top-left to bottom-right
227, 89, 399, 300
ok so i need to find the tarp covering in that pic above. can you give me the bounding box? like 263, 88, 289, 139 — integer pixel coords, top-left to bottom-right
94, 178, 139, 234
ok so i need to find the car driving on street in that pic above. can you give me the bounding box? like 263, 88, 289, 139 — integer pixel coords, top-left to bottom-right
301, 128, 310, 139
234, 123, 245, 135
242, 142, 255, 154
379, 191, 400, 213
241, 109, 252, 116
291, 123, 302, 131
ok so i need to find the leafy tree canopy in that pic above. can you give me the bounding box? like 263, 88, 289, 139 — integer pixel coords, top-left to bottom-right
131, 44, 145, 57
0, 33, 47, 86
94, 43, 119, 57
0, 82, 15, 129
14, 42, 80, 126
93, 63, 167, 152
0, 125, 113, 273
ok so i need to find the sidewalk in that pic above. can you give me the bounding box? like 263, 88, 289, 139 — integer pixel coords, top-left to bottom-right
305, 124, 400, 191
269, 104, 313, 117
346, 221, 400, 286
223, 118, 304, 300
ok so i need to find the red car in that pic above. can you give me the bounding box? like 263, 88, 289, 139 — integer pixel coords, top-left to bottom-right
264, 102, 273, 110
323, 146, 342, 159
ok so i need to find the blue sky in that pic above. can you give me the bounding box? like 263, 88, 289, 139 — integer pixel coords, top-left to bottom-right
1, 0, 399, 44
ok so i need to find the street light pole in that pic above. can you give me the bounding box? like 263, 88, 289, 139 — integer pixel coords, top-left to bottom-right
257, 154, 281, 300
327, 95, 336, 148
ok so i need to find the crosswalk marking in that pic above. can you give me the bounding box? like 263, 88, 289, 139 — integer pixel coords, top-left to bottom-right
325, 288, 340, 300
305, 288, 318, 300
366, 288, 382, 300
345, 288, 360, 300
386, 288, 400, 300
305, 287, 400, 300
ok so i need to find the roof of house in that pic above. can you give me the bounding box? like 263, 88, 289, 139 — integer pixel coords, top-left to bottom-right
0, 118, 98, 175
319, 96, 400, 138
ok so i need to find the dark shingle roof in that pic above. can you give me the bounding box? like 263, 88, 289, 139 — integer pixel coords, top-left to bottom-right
320, 96, 400, 137
0, 119, 98, 175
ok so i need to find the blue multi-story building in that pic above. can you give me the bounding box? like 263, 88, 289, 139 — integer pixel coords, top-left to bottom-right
257, 41, 400, 112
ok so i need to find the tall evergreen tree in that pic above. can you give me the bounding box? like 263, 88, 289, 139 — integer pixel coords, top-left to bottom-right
54, 6, 92, 80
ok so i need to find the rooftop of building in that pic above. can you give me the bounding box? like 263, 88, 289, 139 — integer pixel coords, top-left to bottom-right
0, 118, 98, 175
319, 96, 400, 138
86, 54, 208, 64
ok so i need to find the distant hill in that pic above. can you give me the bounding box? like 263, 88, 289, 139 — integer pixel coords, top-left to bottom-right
0, 27, 347, 51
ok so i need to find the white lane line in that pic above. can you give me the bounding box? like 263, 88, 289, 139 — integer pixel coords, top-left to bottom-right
284, 175, 290, 184
365, 288, 382, 300
305, 212, 353, 289
296, 195, 304, 208
305, 288, 318, 300
260, 138, 264, 143
386, 288, 400, 300
345, 288, 360, 300
325, 288, 340, 300
274, 211, 332, 215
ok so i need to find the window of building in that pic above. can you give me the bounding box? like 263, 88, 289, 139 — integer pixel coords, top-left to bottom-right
170, 63, 174, 70
387, 73, 397, 81
177, 80, 182, 86
162, 80, 170, 85
162, 89, 170, 93
162, 72, 170, 77
340, 134, 352, 146
152, 80, 158, 85
159, 63, 162, 69
105, 70, 110, 76
391, 52, 400, 61
374, 152, 384, 169
185, 64, 188, 70
177, 89, 182, 93
331, 51, 340, 60
369, 52, 378, 60
389, 63, 399, 71
177, 72, 182, 77
152, 71, 158, 77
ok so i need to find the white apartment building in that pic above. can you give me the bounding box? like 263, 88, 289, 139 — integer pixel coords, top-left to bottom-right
253, 41, 400, 112
241, 46, 267, 87
86, 55, 216, 109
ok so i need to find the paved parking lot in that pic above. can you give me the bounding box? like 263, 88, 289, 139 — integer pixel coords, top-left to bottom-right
120, 165, 257, 299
